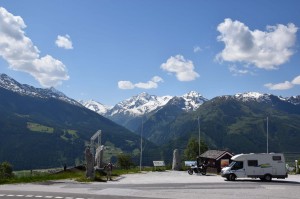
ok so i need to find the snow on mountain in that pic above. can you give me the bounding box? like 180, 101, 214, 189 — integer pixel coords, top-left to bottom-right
80, 100, 112, 115
80, 91, 300, 120
234, 92, 272, 103
0, 74, 81, 106
287, 95, 300, 105
181, 91, 207, 111
81, 91, 207, 118
109, 92, 173, 116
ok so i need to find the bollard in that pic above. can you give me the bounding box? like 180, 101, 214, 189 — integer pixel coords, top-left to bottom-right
296, 160, 299, 174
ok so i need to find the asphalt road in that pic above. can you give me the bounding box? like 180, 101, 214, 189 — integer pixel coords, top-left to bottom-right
1, 171, 300, 199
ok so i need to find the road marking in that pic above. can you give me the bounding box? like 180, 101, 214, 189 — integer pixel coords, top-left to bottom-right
0, 194, 88, 199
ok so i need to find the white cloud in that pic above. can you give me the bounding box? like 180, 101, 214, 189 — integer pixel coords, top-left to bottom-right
55, 34, 73, 50
0, 7, 69, 87
292, 75, 300, 85
229, 65, 251, 76
265, 75, 300, 91
118, 81, 135, 89
161, 55, 199, 81
118, 76, 163, 90
216, 18, 298, 70
193, 46, 202, 53
151, 76, 163, 83
264, 81, 294, 90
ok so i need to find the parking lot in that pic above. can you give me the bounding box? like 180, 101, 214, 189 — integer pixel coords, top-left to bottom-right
1, 171, 300, 199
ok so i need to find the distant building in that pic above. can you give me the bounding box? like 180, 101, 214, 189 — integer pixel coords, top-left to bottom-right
199, 150, 233, 173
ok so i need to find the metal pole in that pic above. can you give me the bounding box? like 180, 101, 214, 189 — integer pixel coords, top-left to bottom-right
267, 117, 269, 154
198, 116, 201, 156
140, 118, 143, 171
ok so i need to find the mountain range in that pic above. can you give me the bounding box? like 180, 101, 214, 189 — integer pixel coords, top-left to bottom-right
81, 91, 207, 132
1, 73, 300, 170
0, 74, 159, 170
81, 88, 300, 160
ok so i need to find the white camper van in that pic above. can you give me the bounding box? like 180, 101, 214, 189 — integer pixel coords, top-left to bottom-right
221, 153, 288, 181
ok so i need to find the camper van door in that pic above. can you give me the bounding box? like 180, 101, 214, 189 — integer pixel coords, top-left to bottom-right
232, 161, 246, 178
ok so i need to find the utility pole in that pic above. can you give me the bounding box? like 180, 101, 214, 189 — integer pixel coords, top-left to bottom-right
140, 118, 143, 171
267, 116, 269, 154
198, 116, 201, 156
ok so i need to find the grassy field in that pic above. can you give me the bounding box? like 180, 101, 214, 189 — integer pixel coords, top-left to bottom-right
0, 169, 85, 185
27, 122, 54, 133
0, 167, 157, 185
60, 129, 78, 141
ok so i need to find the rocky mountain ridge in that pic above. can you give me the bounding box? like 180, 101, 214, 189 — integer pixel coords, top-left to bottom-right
0, 74, 81, 106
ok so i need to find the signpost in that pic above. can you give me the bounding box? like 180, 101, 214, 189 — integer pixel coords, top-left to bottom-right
153, 161, 165, 170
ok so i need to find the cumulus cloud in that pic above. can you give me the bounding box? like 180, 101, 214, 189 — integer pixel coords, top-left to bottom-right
292, 75, 300, 85
118, 81, 135, 89
193, 46, 202, 53
264, 75, 300, 90
118, 76, 163, 90
0, 7, 69, 87
229, 65, 251, 76
161, 55, 199, 81
55, 34, 73, 49
264, 81, 294, 90
216, 18, 298, 70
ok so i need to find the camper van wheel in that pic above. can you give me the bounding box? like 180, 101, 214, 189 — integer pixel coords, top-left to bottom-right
229, 174, 236, 181
264, 174, 272, 182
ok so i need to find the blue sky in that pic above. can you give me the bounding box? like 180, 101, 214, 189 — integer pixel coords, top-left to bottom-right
0, 0, 300, 105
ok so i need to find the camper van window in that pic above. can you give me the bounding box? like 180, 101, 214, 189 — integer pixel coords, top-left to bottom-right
248, 160, 258, 167
232, 161, 243, 170
272, 156, 281, 161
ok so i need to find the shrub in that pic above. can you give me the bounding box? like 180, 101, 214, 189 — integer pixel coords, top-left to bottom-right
117, 153, 134, 169
0, 161, 13, 178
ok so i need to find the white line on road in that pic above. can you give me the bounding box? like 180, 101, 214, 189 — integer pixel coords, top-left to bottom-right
0, 194, 88, 199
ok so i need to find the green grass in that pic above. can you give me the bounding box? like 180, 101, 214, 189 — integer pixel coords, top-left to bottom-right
0, 169, 85, 185
0, 167, 165, 185
27, 122, 54, 133
60, 129, 78, 141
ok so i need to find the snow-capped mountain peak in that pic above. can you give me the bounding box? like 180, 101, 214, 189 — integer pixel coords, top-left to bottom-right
287, 95, 300, 105
80, 99, 112, 115
110, 92, 173, 116
0, 73, 81, 106
81, 91, 208, 117
234, 92, 271, 103
181, 91, 207, 111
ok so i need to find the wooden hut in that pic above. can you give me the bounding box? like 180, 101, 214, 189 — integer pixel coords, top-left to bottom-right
199, 150, 233, 173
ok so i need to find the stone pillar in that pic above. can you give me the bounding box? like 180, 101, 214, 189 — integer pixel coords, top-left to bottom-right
95, 145, 105, 168
85, 147, 95, 179
172, 149, 181, 171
